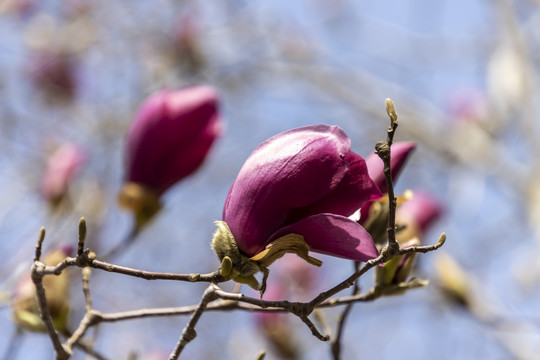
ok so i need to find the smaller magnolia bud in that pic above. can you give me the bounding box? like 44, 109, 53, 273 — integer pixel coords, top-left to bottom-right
120, 85, 222, 229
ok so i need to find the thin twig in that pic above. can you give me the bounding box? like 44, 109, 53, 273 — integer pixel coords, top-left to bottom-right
300, 316, 329, 341
168, 285, 218, 360
89, 258, 226, 283
31, 261, 70, 359
82, 267, 92, 311
377, 98, 400, 251
331, 261, 360, 360
31, 228, 71, 360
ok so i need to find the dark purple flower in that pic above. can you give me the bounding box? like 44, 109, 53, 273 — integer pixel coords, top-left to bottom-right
212, 124, 382, 292
124, 85, 221, 194
223, 124, 381, 260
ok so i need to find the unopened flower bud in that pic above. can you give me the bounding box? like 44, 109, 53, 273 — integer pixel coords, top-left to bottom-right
120, 85, 222, 230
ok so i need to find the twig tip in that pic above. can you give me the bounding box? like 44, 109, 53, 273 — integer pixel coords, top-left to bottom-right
385, 98, 398, 124
437, 233, 447, 247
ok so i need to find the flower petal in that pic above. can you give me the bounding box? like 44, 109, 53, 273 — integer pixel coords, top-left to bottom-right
223, 124, 352, 256
269, 214, 379, 262
285, 151, 382, 224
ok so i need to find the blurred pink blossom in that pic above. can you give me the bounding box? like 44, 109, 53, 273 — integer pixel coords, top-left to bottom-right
28, 50, 78, 101
40, 143, 85, 206
446, 87, 488, 123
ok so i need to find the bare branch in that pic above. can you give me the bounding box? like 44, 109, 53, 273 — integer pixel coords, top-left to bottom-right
300, 316, 329, 342
168, 285, 218, 360
31, 261, 70, 359
88, 258, 226, 283
331, 261, 360, 360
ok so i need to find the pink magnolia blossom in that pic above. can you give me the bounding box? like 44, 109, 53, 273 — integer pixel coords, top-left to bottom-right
124, 85, 221, 195
41, 143, 85, 206
221, 124, 382, 262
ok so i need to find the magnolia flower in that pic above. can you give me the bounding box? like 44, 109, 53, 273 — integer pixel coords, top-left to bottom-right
11, 246, 73, 333
41, 143, 85, 208
118, 85, 222, 229
212, 124, 382, 291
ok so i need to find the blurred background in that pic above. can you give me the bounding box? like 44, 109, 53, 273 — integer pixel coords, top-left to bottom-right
1, 0, 540, 359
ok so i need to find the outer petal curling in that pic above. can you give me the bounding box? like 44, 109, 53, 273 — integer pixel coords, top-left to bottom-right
269, 213, 379, 263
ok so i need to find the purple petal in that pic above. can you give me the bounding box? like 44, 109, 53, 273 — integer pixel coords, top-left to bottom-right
365, 141, 416, 193
223, 124, 352, 256
269, 214, 379, 262
125, 85, 221, 194
285, 151, 382, 223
